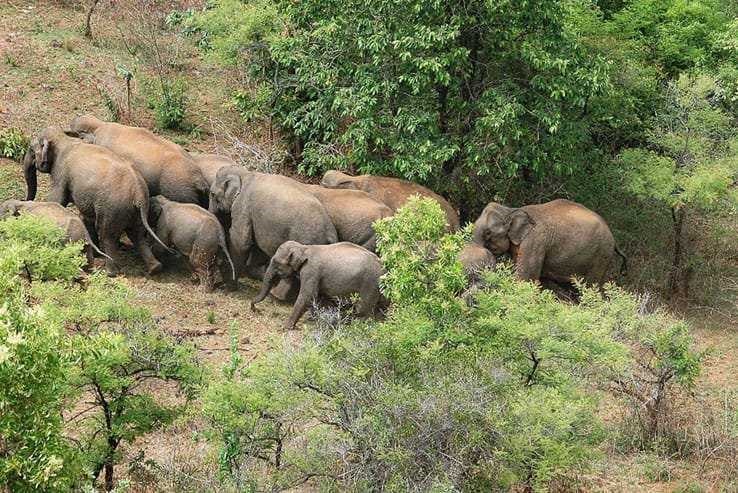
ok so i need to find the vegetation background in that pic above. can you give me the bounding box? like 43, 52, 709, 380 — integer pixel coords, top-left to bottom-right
1, 0, 738, 491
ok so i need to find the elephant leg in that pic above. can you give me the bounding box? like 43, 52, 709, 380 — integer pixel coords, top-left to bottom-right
356, 287, 380, 318
514, 245, 545, 282
228, 217, 254, 280
127, 223, 163, 276
98, 219, 123, 276
271, 278, 299, 302
284, 277, 319, 330
191, 245, 217, 293
47, 185, 70, 206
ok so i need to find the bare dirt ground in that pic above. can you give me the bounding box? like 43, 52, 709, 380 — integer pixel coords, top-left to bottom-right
2, 1, 737, 491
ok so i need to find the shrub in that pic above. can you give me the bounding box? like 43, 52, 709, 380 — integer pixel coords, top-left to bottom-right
0, 127, 29, 162
203, 198, 702, 491
151, 80, 188, 130
0, 214, 203, 491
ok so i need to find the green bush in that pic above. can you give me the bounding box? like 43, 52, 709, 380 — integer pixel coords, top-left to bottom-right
203, 198, 701, 491
150, 80, 188, 130
0, 215, 203, 491
0, 127, 29, 162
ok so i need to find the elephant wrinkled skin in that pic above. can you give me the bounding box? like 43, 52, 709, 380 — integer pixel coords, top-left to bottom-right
69, 115, 209, 205
24, 126, 170, 275
473, 198, 626, 286
321, 170, 460, 231
252, 241, 384, 330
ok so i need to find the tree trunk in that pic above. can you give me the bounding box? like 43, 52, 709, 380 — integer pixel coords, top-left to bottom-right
669, 206, 687, 297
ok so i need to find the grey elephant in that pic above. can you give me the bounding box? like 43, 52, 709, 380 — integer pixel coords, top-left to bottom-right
149, 195, 236, 292
251, 241, 384, 330
0, 199, 110, 266
459, 242, 497, 285
208, 166, 338, 282
303, 184, 393, 251
473, 199, 626, 286
190, 153, 235, 188
321, 170, 460, 231
23, 126, 171, 276
69, 115, 209, 205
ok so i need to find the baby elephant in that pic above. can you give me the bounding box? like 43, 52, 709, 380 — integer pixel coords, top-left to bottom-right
149, 196, 236, 291
251, 241, 384, 330
0, 199, 110, 266
459, 243, 497, 285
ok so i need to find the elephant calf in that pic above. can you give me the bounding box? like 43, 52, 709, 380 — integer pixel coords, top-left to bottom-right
251, 241, 384, 330
149, 196, 236, 292
459, 243, 497, 285
0, 199, 110, 267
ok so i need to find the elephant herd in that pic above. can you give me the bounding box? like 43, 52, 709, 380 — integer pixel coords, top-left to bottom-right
1, 115, 626, 329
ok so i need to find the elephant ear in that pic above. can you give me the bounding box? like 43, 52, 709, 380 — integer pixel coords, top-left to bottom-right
508, 209, 535, 246
286, 245, 308, 271
222, 174, 242, 206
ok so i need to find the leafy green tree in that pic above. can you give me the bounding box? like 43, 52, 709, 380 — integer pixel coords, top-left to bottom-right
618, 73, 738, 296
0, 215, 203, 492
70, 326, 201, 492
194, 0, 611, 211
0, 215, 84, 491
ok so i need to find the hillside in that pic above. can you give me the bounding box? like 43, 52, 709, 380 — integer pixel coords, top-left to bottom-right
1, 1, 738, 491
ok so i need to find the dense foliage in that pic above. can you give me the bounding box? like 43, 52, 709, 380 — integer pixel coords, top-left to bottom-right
203, 199, 701, 491
0, 215, 201, 491
192, 0, 614, 207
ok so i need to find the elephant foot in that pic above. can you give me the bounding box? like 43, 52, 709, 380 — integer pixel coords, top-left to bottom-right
146, 260, 163, 276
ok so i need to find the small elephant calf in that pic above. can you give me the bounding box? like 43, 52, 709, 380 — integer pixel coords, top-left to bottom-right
149, 196, 236, 292
0, 199, 110, 266
251, 241, 384, 330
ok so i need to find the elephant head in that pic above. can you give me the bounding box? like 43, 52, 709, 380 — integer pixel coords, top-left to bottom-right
473, 202, 535, 255
68, 114, 103, 139
321, 170, 356, 189
24, 127, 73, 201
0, 199, 23, 218
208, 167, 243, 215
251, 241, 308, 307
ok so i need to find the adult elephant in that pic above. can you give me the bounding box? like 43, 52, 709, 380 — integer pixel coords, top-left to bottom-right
473, 199, 626, 286
69, 115, 209, 205
23, 126, 171, 275
190, 153, 235, 188
208, 166, 338, 280
321, 170, 460, 231
302, 184, 393, 252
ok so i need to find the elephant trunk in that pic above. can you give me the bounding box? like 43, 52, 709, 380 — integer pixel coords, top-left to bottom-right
23, 148, 37, 201
251, 262, 278, 308
472, 222, 485, 247
218, 226, 237, 281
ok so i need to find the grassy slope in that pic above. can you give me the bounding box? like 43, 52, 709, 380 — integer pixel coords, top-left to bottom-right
1, 1, 736, 491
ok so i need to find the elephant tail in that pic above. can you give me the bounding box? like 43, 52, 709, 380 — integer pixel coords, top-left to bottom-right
137, 198, 176, 255
82, 226, 113, 261
615, 245, 627, 276
217, 224, 236, 281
